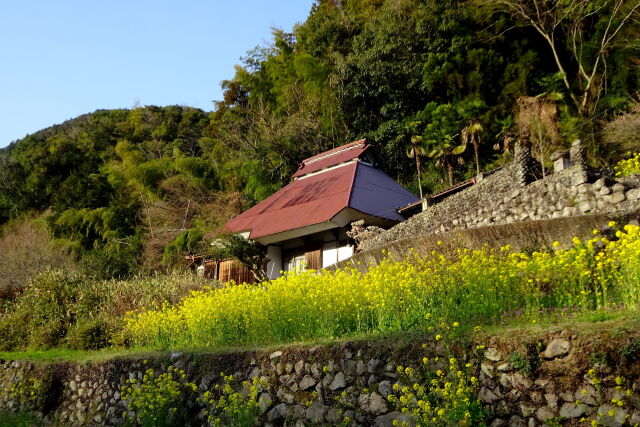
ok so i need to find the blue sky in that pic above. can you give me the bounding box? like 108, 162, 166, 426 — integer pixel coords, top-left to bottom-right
0, 1, 314, 147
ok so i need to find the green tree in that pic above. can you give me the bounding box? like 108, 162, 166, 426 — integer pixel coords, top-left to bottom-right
485, 0, 640, 116
461, 118, 485, 175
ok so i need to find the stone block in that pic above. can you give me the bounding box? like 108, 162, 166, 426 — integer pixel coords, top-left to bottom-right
378, 380, 392, 398
597, 404, 626, 426
543, 338, 571, 358
536, 407, 557, 422
259, 393, 273, 414
545, 392, 558, 408
600, 186, 612, 195
627, 188, 640, 201
509, 415, 528, 427
374, 411, 411, 427
299, 375, 316, 391
305, 401, 328, 423
571, 172, 588, 186
559, 402, 588, 419
577, 184, 591, 194
611, 191, 626, 204
479, 387, 500, 404
612, 183, 625, 193
267, 403, 288, 422
485, 347, 502, 361
579, 200, 593, 213
554, 157, 570, 172
329, 372, 346, 390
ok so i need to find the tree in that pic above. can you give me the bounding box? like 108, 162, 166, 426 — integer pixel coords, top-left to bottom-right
486, 0, 640, 116
406, 121, 427, 199
209, 234, 268, 282
461, 118, 485, 175
419, 102, 480, 187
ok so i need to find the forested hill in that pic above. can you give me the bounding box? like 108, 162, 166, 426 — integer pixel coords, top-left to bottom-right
0, 106, 246, 278
1, 0, 638, 281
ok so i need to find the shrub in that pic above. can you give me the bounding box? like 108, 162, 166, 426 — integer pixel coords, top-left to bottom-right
0, 270, 213, 351
614, 152, 640, 177
388, 355, 485, 425
65, 316, 114, 350
199, 374, 264, 427
121, 366, 197, 427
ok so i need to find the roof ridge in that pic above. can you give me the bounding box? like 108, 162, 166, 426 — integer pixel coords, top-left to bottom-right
302, 139, 367, 164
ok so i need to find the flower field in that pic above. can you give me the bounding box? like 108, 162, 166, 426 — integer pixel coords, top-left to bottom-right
124, 223, 640, 350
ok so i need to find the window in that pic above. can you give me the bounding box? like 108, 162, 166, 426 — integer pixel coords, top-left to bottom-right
285, 253, 306, 272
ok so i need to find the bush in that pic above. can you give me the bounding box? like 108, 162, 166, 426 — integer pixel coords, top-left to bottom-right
0, 218, 77, 296
0, 270, 214, 351
199, 374, 264, 427
65, 316, 114, 350
121, 366, 198, 427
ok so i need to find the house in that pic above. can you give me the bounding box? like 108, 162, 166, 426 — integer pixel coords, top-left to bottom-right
218, 139, 420, 280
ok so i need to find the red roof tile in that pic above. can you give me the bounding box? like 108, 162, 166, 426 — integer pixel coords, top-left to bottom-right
291, 139, 369, 178
225, 163, 358, 239
225, 163, 420, 240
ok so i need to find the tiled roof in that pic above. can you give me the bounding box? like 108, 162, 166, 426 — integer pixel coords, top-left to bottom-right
224, 163, 419, 240
291, 139, 369, 178
225, 162, 357, 239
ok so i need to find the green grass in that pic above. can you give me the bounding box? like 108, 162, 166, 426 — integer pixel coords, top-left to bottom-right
0, 347, 159, 363
0, 411, 40, 427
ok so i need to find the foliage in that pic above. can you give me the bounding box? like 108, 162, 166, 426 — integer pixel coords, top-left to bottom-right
602, 104, 640, 164
125, 224, 640, 349
0, 106, 237, 277
621, 338, 640, 361
121, 366, 198, 427
0, 217, 77, 296
163, 228, 204, 266
614, 152, 640, 177
208, 234, 268, 281
389, 354, 485, 425
507, 351, 541, 375
483, 0, 640, 117
1, 0, 639, 278
0, 411, 41, 427
8, 374, 51, 413
0, 270, 213, 351
199, 374, 264, 427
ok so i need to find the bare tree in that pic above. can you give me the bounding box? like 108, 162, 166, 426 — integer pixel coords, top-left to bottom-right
485, 0, 640, 116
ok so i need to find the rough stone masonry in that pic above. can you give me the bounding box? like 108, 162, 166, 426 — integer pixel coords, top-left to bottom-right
362, 140, 640, 252
2, 328, 640, 426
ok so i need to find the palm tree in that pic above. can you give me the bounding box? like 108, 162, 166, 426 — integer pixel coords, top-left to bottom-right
407, 134, 427, 199
461, 118, 484, 175
426, 133, 466, 187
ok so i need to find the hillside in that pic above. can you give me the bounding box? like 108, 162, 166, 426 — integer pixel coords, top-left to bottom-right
0, 106, 246, 282
1, 0, 639, 284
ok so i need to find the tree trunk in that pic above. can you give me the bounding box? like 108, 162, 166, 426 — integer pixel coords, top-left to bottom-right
447, 160, 454, 187
415, 155, 423, 199
473, 142, 480, 176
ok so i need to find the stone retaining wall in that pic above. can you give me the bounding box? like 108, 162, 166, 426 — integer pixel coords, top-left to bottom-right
2, 326, 640, 426
362, 147, 640, 252
333, 210, 640, 274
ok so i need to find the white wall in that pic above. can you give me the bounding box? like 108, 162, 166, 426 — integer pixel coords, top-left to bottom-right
338, 245, 353, 262
322, 241, 338, 268
266, 245, 283, 279
322, 241, 353, 268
